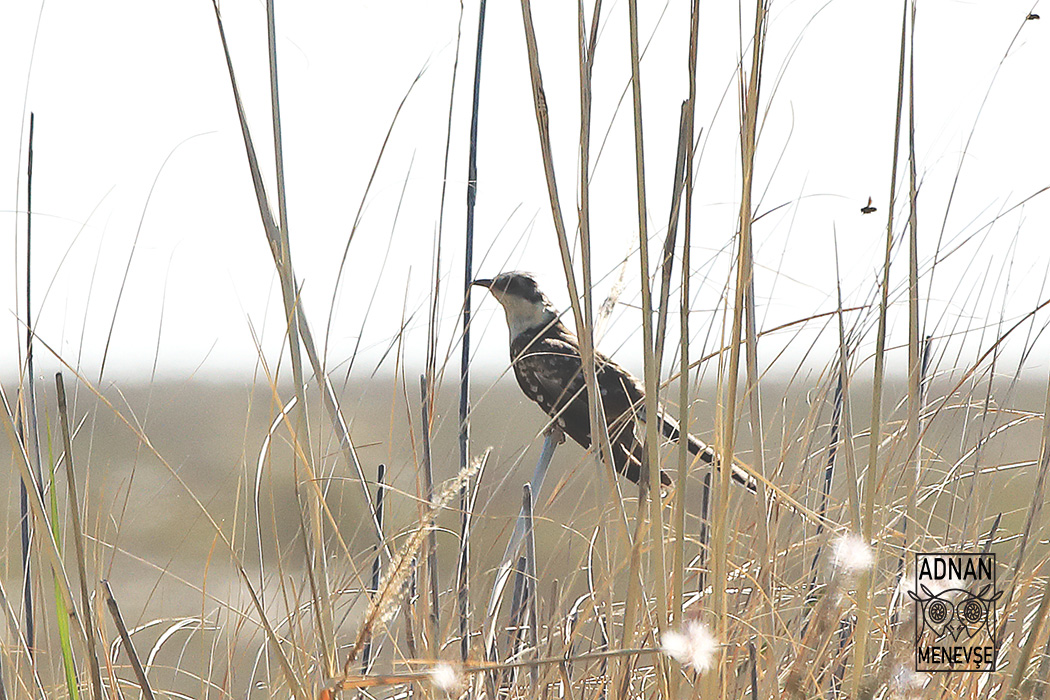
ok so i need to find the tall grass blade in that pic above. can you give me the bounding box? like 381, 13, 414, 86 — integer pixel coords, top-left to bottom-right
832, 235, 861, 532
852, 4, 908, 694
712, 3, 768, 697
904, 0, 921, 558
103, 580, 155, 700
674, 10, 700, 696
361, 462, 387, 675
45, 421, 79, 700
459, 0, 489, 669
523, 484, 540, 692
653, 101, 690, 363
624, 2, 670, 695
20, 110, 40, 658
0, 389, 88, 653
56, 373, 102, 700
264, 0, 334, 673
419, 375, 442, 652
485, 430, 561, 665
518, 0, 629, 551
209, 0, 389, 564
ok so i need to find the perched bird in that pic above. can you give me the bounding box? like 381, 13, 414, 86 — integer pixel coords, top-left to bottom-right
474, 272, 755, 491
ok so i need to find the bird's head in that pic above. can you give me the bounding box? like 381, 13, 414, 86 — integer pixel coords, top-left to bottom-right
473, 272, 559, 339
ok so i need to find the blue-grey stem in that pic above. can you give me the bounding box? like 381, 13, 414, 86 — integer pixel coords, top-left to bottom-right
483, 429, 561, 664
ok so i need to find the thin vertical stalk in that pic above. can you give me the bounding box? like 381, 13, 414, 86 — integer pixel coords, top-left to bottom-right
833, 234, 862, 533
419, 376, 441, 654
55, 374, 102, 700
653, 103, 690, 363
904, 0, 921, 556
712, 4, 766, 698
21, 111, 40, 657
624, 4, 669, 697
740, 25, 771, 693
361, 463, 387, 675
573, 5, 628, 693
518, 0, 628, 549
459, 0, 487, 668
673, 12, 700, 694
211, 0, 390, 564
1, 393, 89, 653
484, 430, 561, 668
459, 454, 487, 669
265, 0, 333, 674
103, 581, 155, 700
852, 2, 909, 696
519, 6, 628, 688
503, 555, 528, 692
523, 485, 539, 692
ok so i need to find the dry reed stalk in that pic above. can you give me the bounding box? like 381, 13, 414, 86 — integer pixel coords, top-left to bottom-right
653, 102, 690, 364
523, 485, 540, 692
905, 0, 921, 560
852, 3, 909, 695
331, 646, 658, 694
361, 462, 387, 675
262, 1, 334, 673
740, 54, 773, 700
484, 428, 561, 669
517, 0, 629, 549
419, 375, 442, 654
459, 0, 489, 669
518, 5, 630, 696
210, 0, 391, 567
622, 1, 671, 696
103, 580, 155, 700
710, 4, 767, 698
20, 111, 40, 659
1, 390, 88, 653
833, 236, 862, 532
55, 373, 103, 700
672, 6, 701, 684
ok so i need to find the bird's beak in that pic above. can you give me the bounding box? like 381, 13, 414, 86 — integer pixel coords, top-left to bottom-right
472, 278, 493, 289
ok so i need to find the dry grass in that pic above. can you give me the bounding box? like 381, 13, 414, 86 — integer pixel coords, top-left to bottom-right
3, 1, 1049, 700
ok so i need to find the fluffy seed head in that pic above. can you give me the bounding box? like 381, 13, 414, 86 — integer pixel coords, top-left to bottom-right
831, 533, 874, 575
429, 663, 462, 692
660, 620, 719, 673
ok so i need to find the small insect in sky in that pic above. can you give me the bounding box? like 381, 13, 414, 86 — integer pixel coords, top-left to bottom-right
861, 197, 877, 215
1028, 13, 1040, 20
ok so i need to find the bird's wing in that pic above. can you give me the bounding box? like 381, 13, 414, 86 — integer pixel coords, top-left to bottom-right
521, 337, 586, 409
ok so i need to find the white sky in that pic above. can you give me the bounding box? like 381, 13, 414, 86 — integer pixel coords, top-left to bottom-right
2, 0, 1049, 384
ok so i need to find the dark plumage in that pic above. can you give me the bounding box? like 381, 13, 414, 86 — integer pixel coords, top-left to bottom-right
475, 272, 755, 490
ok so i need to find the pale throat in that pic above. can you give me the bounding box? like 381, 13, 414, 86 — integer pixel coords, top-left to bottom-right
499, 294, 557, 340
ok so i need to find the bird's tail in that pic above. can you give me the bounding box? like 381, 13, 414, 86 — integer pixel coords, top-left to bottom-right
659, 414, 758, 493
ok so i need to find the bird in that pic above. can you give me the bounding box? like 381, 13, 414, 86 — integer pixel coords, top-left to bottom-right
861, 197, 877, 215
473, 272, 755, 491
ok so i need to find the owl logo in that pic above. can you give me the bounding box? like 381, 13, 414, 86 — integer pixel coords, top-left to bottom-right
909, 584, 1002, 645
